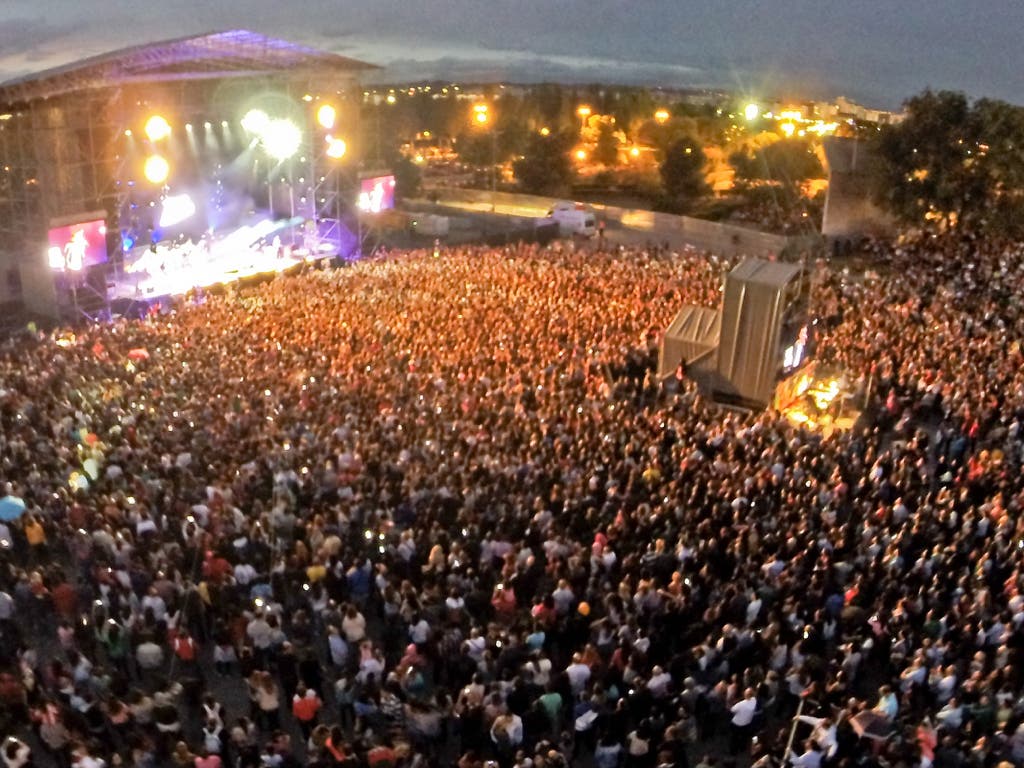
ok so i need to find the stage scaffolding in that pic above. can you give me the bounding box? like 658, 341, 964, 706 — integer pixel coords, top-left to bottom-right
0, 30, 377, 320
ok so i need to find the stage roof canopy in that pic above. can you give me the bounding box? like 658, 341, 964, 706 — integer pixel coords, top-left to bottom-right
727, 258, 801, 288
0, 29, 379, 106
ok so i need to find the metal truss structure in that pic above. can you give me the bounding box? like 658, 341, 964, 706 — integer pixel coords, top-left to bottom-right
0, 30, 376, 319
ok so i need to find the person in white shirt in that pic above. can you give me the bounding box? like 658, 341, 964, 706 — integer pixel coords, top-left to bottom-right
933, 665, 957, 703
141, 588, 167, 622
490, 712, 524, 749
465, 629, 486, 661
875, 685, 898, 720
327, 626, 349, 668
729, 688, 758, 753
796, 715, 837, 758
789, 740, 822, 768
551, 580, 575, 616
234, 563, 257, 587
566, 654, 592, 695
341, 606, 366, 643
936, 697, 964, 729
409, 615, 431, 645
646, 666, 673, 698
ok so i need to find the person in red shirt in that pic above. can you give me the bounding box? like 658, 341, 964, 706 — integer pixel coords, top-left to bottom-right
172, 628, 202, 681
50, 577, 78, 620
194, 749, 222, 768
491, 584, 516, 622
202, 550, 231, 585
291, 685, 322, 739
366, 740, 396, 768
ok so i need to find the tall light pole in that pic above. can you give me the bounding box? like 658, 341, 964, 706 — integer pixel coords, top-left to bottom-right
473, 104, 496, 212
577, 105, 592, 134
326, 136, 348, 257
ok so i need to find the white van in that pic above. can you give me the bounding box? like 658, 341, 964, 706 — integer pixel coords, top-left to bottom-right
544, 201, 597, 238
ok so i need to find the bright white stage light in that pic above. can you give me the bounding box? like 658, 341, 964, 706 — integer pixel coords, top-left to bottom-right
144, 154, 170, 184
145, 115, 171, 141
261, 119, 302, 161
241, 109, 270, 135
317, 104, 336, 130
325, 136, 347, 159
47, 246, 65, 270
159, 193, 197, 228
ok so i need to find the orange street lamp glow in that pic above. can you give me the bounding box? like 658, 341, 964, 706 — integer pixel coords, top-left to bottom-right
654, 109, 670, 123
575, 149, 587, 161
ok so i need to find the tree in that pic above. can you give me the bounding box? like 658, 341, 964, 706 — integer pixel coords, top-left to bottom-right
514, 131, 575, 195
392, 157, 421, 201
593, 121, 621, 166
870, 90, 1024, 234
970, 98, 1024, 236
871, 90, 974, 227
730, 138, 823, 198
868, 89, 1024, 232
455, 131, 493, 168
659, 137, 708, 207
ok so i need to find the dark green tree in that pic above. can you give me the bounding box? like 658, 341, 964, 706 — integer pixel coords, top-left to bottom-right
731, 138, 823, 197
871, 90, 985, 228
455, 131, 494, 167
970, 98, 1024, 236
593, 121, 621, 166
659, 137, 708, 205
514, 130, 575, 195
392, 157, 421, 201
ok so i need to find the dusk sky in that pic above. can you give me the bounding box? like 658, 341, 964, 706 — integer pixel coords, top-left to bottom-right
1, 1, 1022, 109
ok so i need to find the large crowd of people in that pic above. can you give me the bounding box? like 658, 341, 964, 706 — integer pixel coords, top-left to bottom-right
1, 234, 1023, 768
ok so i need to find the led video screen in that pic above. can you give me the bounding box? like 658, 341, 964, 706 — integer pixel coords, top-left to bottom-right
357, 175, 396, 213
47, 218, 109, 271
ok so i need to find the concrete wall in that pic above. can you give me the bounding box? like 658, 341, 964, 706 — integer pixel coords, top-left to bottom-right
821, 137, 896, 240
425, 188, 799, 259
822, 171, 896, 239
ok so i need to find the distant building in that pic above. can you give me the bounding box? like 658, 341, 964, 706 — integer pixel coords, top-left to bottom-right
831, 96, 904, 125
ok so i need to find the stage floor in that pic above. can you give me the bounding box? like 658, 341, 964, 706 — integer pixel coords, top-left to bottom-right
109, 219, 314, 301
109, 247, 304, 300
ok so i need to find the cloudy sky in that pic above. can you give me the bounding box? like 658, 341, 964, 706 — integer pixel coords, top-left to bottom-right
1, 0, 1021, 108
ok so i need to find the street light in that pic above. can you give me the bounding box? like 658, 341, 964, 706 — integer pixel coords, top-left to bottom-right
654, 108, 670, 124
473, 104, 497, 212
577, 105, 592, 133
319, 135, 353, 258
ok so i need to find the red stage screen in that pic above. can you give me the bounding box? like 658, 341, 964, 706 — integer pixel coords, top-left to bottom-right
47, 218, 109, 271
357, 175, 396, 214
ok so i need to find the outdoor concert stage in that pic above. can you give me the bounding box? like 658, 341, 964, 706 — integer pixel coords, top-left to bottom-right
0, 30, 378, 320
